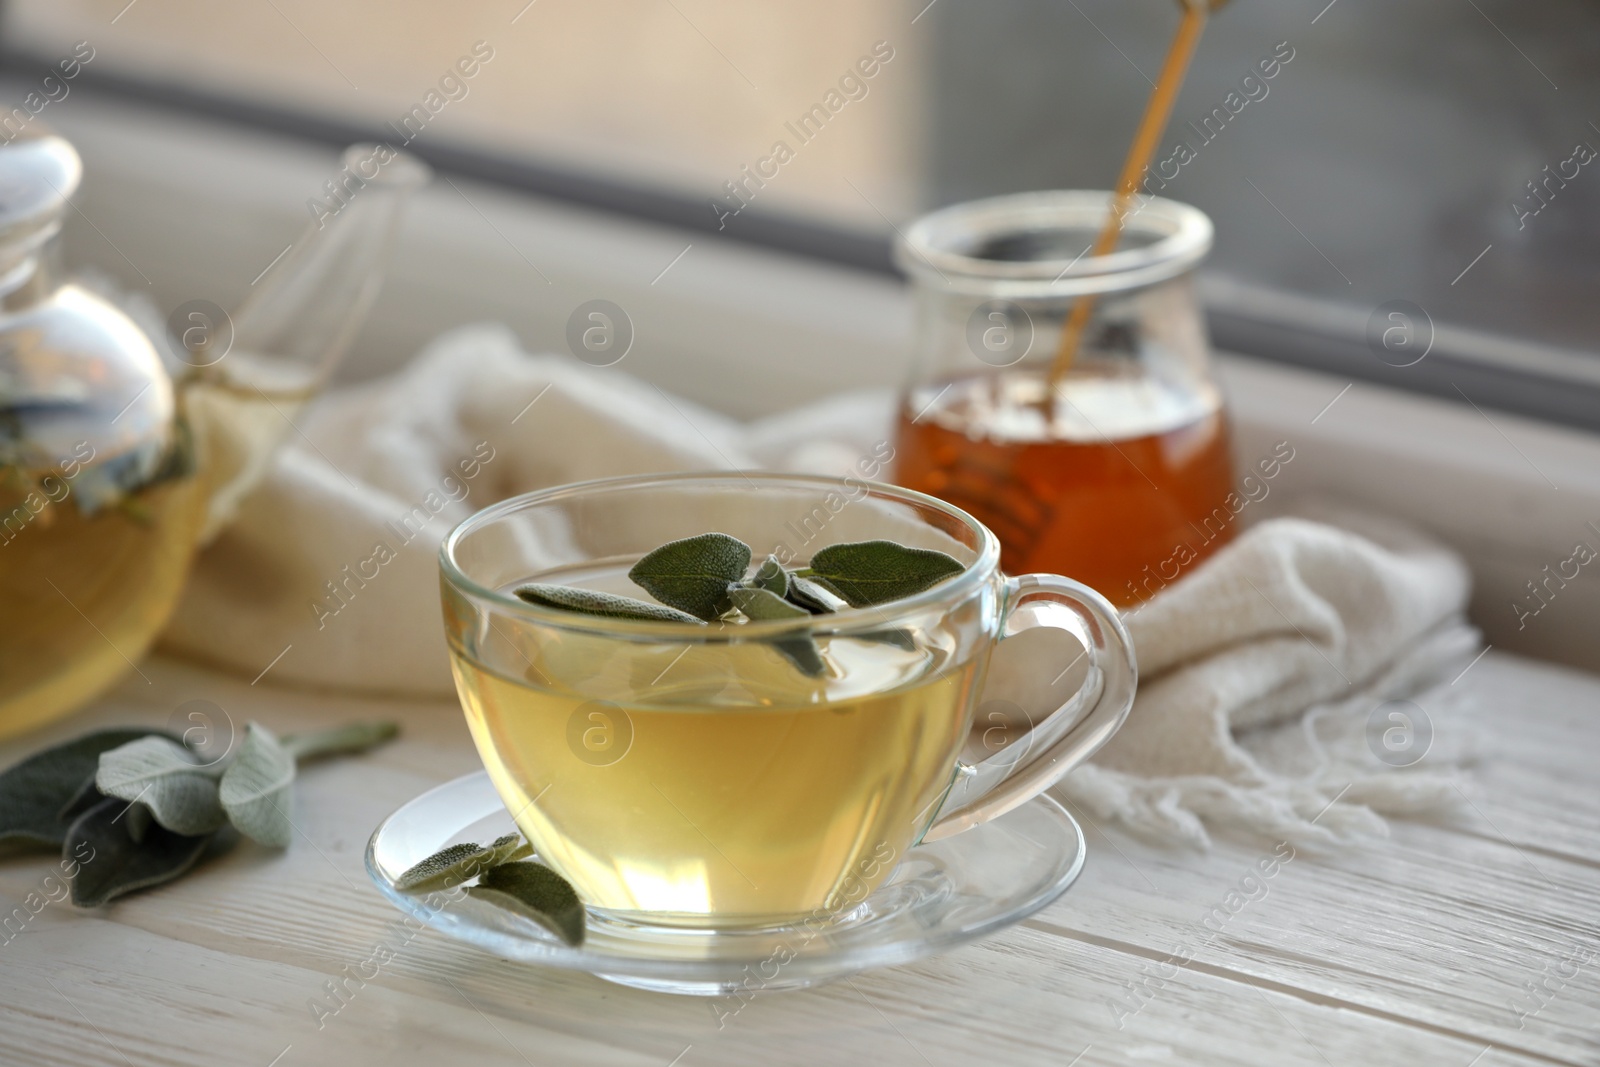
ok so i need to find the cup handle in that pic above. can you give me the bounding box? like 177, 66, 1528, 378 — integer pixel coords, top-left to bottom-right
920, 573, 1137, 842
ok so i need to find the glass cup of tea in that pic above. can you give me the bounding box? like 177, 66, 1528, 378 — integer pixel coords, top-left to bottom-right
892, 191, 1238, 607
439, 472, 1135, 930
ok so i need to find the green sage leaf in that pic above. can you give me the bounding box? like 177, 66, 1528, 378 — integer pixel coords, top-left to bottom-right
95, 735, 227, 837
0, 728, 173, 849
751, 555, 790, 597
728, 587, 826, 677
772, 639, 827, 678
729, 585, 809, 622
58, 773, 105, 826
516, 583, 705, 624
396, 834, 533, 892
627, 532, 751, 620
65, 796, 216, 907
805, 541, 964, 607
468, 861, 585, 947
283, 721, 399, 763
124, 802, 154, 844
859, 628, 919, 652
218, 723, 295, 847
786, 575, 848, 614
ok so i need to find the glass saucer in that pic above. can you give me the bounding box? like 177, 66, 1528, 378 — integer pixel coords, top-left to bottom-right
365, 771, 1085, 996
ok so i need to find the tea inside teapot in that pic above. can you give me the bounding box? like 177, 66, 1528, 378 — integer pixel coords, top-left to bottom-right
0, 132, 427, 738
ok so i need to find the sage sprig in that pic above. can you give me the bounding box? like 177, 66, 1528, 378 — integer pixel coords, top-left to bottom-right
395, 835, 584, 946
217, 724, 296, 847
95, 735, 228, 837
0, 719, 398, 906
512, 532, 964, 678
68, 797, 214, 908
0, 728, 169, 848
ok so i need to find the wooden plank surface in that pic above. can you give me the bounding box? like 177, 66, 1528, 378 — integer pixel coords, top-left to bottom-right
1, 651, 1596, 1067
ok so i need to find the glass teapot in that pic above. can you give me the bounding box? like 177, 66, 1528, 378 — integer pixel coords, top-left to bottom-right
0, 131, 428, 738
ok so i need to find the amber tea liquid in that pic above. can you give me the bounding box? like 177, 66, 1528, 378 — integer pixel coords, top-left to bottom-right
0, 458, 206, 736
895, 363, 1236, 606
0, 353, 315, 738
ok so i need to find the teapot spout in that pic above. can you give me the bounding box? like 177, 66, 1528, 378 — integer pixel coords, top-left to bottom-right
187, 144, 430, 540
233, 144, 430, 379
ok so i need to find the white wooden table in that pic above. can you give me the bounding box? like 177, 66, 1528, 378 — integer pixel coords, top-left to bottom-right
2, 651, 1596, 1067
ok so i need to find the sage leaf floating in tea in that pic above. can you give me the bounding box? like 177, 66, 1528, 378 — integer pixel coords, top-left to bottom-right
776, 573, 919, 653
218, 723, 297, 847
396, 833, 532, 892
751, 554, 790, 597
785, 574, 849, 615
728, 586, 826, 677
802, 540, 965, 608
516, 583, 705, 624
857, 628, 919, 652
95, 735, 227, 837
627, 532, 751, 620
469, 861, 586, 947
510, 531, 963, 676
0, 728, 173, 848
772, 639, 828, 678
728, 585, 808, 622
65, 795, 214, 908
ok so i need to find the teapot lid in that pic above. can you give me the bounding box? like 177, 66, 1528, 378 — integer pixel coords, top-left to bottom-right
0, 126, 80, 252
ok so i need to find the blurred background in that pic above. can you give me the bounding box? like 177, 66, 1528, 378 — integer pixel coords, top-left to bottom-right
1, 0, 1597, 426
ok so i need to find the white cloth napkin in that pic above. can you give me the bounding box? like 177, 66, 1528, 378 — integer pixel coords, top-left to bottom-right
163, 325, 889, 693
162, 324, 1477, 847
1052, 506, 1480, 850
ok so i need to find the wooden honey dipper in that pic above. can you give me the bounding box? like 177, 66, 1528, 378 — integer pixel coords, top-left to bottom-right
895, 2, 1231, 581
1045, 0, 1223, 391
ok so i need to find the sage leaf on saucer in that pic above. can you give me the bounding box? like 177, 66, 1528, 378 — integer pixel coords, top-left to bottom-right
0, 728, 172, 848
469, 861, 586, 947
627, 532, 751, 620
396, 833, 532, 892
396, 837, 585, 946
517, 583, 705, 624
95, 735, 227, 837
66, 795, 214, 908
802, 540, 965, 608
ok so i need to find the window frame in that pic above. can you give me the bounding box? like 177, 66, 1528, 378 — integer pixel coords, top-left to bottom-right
0, 42, 1596, 435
